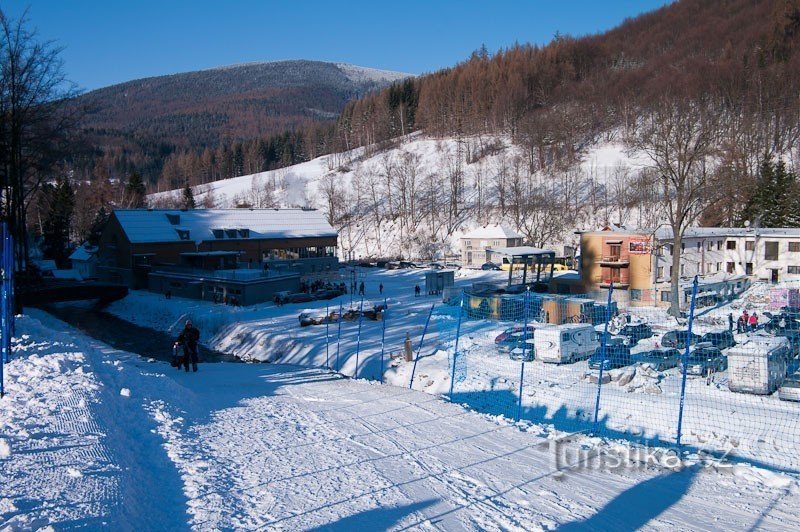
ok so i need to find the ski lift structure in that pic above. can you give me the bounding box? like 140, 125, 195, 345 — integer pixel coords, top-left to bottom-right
489, 246, 557, 292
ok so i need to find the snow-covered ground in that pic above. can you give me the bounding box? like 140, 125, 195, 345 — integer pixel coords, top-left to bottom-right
2, 309, 799, 529
104, 269, 800, 474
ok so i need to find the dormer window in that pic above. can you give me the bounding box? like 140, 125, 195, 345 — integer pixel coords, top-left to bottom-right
212, 229, 224, 239
225, 229, 238, 238
166, 213, 180, 225
176, 229, 190, 240
238, 228, 250, 238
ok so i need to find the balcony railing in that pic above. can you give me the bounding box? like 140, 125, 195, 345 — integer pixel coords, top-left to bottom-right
599, 255, 630, 265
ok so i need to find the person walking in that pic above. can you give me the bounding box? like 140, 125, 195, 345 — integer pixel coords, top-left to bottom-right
359, 281, 365, 296
176, 320, 200, 372
737, 314, 745, 334
414, 284, 421, 297
379, 283, 384, 295
728, 313, 734, 332
742, 310, 750, 332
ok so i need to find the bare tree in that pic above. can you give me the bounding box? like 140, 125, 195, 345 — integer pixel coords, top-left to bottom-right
0, 9, 80, 270
626, 98, 716, 316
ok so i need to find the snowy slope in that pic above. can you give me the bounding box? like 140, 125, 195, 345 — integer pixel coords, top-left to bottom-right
3, 310, 798, 529
149, 133, 649, 259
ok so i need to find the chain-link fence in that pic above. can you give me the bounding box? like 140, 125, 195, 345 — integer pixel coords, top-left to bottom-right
408, 281, 800, 473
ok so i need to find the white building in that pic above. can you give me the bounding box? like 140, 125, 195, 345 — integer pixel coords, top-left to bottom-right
655, 227, 800, 285
460, 225, 523, 267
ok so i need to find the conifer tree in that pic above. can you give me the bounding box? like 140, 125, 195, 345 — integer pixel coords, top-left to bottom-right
182, 183, 196, 209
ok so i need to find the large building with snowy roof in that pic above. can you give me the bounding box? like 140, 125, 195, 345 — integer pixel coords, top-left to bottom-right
97, 209, 338, 301
460, 225, 524, 268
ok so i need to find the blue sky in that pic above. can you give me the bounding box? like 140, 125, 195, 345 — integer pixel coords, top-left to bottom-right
4, 1, 669, 91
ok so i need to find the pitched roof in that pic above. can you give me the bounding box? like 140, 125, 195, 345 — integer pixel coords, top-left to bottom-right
462, 225, 522, 239
112, 208, 337, 244
69, 244, 98, 261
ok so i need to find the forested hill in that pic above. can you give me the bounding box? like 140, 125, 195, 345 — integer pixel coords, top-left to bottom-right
340, 0, 800, 167
70, 60, 408, 183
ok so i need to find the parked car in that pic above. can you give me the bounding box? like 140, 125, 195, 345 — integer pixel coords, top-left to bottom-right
399, 261, 419, 269
778, 372, 800, 402
700, 330, 736, 350
681, 343, 726, 375
494, 325, 536, 359
635, 347, 682, 371
661, 330, 701, 348
588, 338, 633, 370
619, 323, 654, 345
481, 262, 502, 271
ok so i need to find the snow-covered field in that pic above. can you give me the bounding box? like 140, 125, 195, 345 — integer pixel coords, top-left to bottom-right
2, 309, 799, 530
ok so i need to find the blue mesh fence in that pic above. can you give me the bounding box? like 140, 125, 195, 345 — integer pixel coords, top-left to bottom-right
437, 281, 800, 473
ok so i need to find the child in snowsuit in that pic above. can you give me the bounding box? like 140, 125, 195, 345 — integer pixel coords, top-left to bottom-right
176, 320, 201, 372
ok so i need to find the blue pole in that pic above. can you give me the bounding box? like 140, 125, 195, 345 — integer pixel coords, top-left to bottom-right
517, 289, 530, 421
325, 304, 330, 369
676, 276, 699, 448
592, 282, 614, 434
335, 301, 343, 372
448, 292, 466, 398
379, 296, 388, 383
409, 303, 435, 389
0, 223, 5, 397
355, 295, 364, 378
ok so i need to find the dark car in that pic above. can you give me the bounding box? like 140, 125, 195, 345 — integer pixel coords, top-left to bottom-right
700, 330, 736, 350
661, 330, 701, 348
634, 347, 681, 371
619, 323, 653, 345
763, 313, 800, 334
495, 325, 536, 360
481, 262, 502, 271
588, 338, 633, 370
681, 343, 726, 375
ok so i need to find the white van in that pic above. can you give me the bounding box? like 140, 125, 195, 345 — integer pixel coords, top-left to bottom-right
534, 323, 599, 364
727, 335, 790, 395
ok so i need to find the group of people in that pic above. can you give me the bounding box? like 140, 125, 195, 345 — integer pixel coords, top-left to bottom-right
734, 310, 759, 333
173, 320, 200, 372
300, 279, 341, 294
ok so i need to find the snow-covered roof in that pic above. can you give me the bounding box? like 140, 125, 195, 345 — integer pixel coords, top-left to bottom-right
655, 227, 800, 240
69, 245, 98, 262
112, 208, 337, 244
462, 225, 522, 240
489, 246, 556, 257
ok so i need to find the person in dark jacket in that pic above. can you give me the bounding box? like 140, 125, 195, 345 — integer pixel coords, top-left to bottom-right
176, 320, 200, 372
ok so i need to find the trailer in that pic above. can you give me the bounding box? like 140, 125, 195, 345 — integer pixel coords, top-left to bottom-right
727, 335, 790, 395
534, 323, 599, 364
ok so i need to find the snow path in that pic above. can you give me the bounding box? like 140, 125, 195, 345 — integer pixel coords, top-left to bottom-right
3, 310, 799, 530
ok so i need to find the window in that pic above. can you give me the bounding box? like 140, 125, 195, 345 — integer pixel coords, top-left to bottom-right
668, 244, 674, 254
225, 229, 238, 238
745, 241, 754, 251
717, 240, 723, 250
789, 266, 800, 274
657, 266, 664, 278
707, 241, 713, 251
716, 262, 722, 272
746, 263, 753, 275
630, 289, 642, 301
661, 291, 671, 302
238, 229, 250, 238
790, 242, 800, 252
680, 263, 685, 275
561, 332, 571, 342
465, 240, 472, 249
697, 242, 701, 251
727, 262, 735, 273
765, 241, 779, 261
212, 229, 224, 239
726, 241, 737, 250
681, 243, 685, 252
176, 229, 190, 240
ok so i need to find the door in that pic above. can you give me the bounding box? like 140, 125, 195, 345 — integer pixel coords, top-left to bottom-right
772, 269, 779, 283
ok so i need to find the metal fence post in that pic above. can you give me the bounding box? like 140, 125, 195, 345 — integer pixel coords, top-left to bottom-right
379, 296, 387, 383
676, 276, 699, 448
355, 295, 364, 378
592, 282, 614, 434
325, 304, 330, 370
448, 292, 465, 398
0, 223, 5, 396
335, 300, 343, 372
516, 289, 530, 421
409, 303, 435, 390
